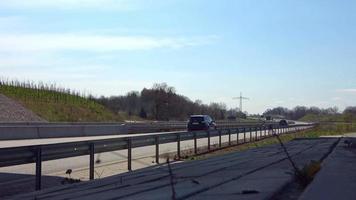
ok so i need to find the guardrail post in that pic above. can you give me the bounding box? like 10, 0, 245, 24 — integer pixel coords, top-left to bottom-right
264, 126, 266, 137
228, 129, 231, 146
155, 136, 159, 164
207, 130, 211, 151
194, 132, 197, 155
89, 143, 95, 180
128, 138, 132, 171
255, 127, 258, 141
236, 129, 239, 144
244, 128, 246, 143
218, 130, 222, 148
177, 133, 181, 159
250, 128, 252, 142
35, 147, 42, 191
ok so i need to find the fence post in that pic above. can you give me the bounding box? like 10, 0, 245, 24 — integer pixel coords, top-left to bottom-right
177, 133, 181, 159
128, 138, 132, 171
155, 136, 159, 164
35, 147, 42, 191
89, 143, 95, 180
194, 132, 197, 155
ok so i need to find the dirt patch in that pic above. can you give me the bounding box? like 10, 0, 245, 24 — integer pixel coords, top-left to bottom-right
0, 94, 46, 122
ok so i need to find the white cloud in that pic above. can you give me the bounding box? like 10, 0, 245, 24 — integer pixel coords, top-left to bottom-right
0, 33, 216, 53
337, 89, 356, 93
332, 97, 342, 101
0, 0, 136, 10
274, 100, 285, 104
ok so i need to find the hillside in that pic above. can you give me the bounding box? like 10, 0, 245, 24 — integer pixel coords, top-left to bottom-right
0, 83, 123, 122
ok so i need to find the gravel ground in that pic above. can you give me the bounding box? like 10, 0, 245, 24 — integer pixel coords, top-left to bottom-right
0, 94, 46, 122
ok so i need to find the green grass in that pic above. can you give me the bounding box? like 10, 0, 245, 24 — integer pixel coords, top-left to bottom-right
0, 84, 123, 122
300, 113, 356, 123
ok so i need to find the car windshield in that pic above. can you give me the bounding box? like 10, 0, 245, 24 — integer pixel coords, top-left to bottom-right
190, 117, 204, 123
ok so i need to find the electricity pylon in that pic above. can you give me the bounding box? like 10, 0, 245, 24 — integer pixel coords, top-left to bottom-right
232, 92, 249, 112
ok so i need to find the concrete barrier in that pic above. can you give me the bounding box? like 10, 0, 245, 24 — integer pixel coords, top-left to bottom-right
0, 121, 281, 140
0, 126, 39, 140
0, 124, 128, 140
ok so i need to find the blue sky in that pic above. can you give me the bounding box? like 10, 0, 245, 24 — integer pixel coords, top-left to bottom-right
1, 0, 356, 113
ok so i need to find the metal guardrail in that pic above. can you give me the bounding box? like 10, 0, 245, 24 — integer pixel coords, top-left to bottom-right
0, 124, 314, 191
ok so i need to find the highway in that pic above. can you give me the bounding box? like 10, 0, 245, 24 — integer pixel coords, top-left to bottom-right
10, 138, 338, 200
0, 127, 303, 198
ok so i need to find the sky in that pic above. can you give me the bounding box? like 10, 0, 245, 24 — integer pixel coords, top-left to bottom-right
0, 0, 356, 114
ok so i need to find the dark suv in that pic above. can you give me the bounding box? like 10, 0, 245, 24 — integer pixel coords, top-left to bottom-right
187, 115, 217, 131
279, 119, 288, 126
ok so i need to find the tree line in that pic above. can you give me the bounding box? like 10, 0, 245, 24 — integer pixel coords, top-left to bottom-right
262, 106, 356, 120
96, 83, 245, 121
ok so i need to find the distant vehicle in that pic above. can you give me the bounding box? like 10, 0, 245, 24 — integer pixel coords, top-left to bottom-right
279, 119, 288, 126
227, 115, 237, 120
287, 120, 296, 125
265, 116, 273, 121
187, 115, 217, 131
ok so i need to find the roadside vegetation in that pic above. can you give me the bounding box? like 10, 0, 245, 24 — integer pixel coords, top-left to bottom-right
0, 79, 123, 122
0, 79, 247, 122
264, 106, 356, 123
2, 78, 356, 124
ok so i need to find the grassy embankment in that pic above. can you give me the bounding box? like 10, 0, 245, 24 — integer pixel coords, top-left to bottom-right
0, 84, 123, 122
300, 113, 356, 123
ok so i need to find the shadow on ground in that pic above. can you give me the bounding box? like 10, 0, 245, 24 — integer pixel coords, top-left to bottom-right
0, 172, 66, 199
